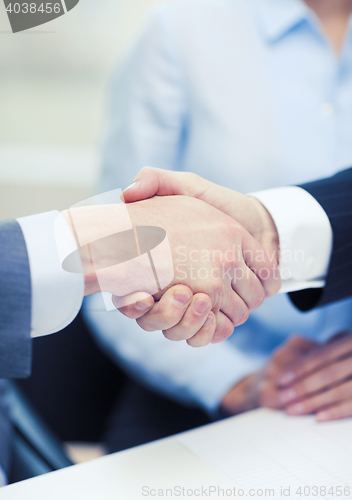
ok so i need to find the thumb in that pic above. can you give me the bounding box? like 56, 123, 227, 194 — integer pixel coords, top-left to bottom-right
121, 167, 186, 203
122, 168, 161, 203
121, 167, 208, 203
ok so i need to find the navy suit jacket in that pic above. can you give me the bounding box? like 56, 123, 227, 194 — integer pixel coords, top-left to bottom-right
0, 219, 32, 476
0, 219, 32, 379
290, 167, 352, 311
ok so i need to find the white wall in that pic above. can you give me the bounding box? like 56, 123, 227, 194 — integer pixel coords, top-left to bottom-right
0, 0, 158, 217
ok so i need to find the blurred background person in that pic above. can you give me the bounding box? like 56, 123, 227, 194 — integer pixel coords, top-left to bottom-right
84, 0, 352, 452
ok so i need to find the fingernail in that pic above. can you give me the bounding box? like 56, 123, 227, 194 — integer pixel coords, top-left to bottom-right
194, 300, 211, 315
279, 388, 297, 404
279, 371, 296, 387
205, 314, 213, 326
123, 181, 138, 192
316, 411, 331, 422
135, 300, 151, 311
174, 292, 191, 307
287, 402, 305, 415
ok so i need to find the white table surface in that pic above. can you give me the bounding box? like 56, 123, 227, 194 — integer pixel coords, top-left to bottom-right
2, 408, 351, 500
0, 418, 235, 500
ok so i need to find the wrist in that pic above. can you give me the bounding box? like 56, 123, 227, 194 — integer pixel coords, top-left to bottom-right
84, 273, 100, 296
62, 203, 162, 298
61, 209, 102, 296
247, 196, 280, 265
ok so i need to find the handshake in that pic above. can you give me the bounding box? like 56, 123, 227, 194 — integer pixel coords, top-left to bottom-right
64, 168, 281, 347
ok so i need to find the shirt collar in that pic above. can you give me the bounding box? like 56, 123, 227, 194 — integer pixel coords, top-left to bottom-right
254, 0, 310, 42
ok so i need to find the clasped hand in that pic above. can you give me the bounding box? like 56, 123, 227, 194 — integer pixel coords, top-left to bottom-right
115, 168, 281, 346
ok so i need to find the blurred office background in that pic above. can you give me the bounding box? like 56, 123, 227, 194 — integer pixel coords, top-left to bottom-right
0, 0, 160, 472
0, 0, 157, 219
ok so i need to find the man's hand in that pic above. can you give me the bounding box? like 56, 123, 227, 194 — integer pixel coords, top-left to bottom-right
278, 331, 352, 421
64, 195, 280, 346
126, 195, 279, 345
122, 167, 280, 259
63, 202, 214, 347
220, 336, 317, 415
115, 284, 214, 348
120, 168, 281, 346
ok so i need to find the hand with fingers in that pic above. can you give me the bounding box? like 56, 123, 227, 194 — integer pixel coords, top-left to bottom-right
115, 167, 280, 347
220, 335, 318, 415
117, 195, 280, 347
122, 167, 280, 259
278, 331, 352, 421
64, 202, 216, 348
66, 194, 279, 347
116, 285, 214, 348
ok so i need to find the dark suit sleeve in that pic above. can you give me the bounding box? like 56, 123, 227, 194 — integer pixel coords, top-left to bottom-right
0, 380, 12, 477
289, 167, 352, 312
0, 219, 32, 378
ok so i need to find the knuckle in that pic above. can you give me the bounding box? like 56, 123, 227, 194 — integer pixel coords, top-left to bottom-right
326, 364, 341, 382
264, 272, 281, 297
137, 308, 177, 332
250, 287, 266, 311
297, 380, 310, 396
211, 285, 223, 312
235, 305, 249, 326
272, 346, 285, 361
266, 364, 281, 379
185, 171, 198, 182
182, 171, 199, 189
180, 317, 199, 334
163, 330, 182, 342
288, 335, 303, 346
158, 309, 178, 327
136, 318, 156, 332
187, 334, 210, 348
196, 293, 213, 308
213, 281, 223, 297
336, 384, 347, 398
318, 347, 332, 365
214, 322, 233, 343
117, 305, 133, 318
258, 385, 270, 405
140, 166, 154, 175
259, 384, 278, 408
186, 338, 197, 348
302, 377, 318, 396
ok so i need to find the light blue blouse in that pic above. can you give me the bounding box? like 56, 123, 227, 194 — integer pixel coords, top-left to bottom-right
84, 0, 352, 413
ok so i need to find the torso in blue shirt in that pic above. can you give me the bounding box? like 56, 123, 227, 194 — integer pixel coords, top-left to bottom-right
92, 0, 352, 405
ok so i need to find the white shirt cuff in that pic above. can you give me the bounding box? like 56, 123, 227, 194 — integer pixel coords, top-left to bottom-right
250, 186, 333, 294
17, 211, 84, 338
